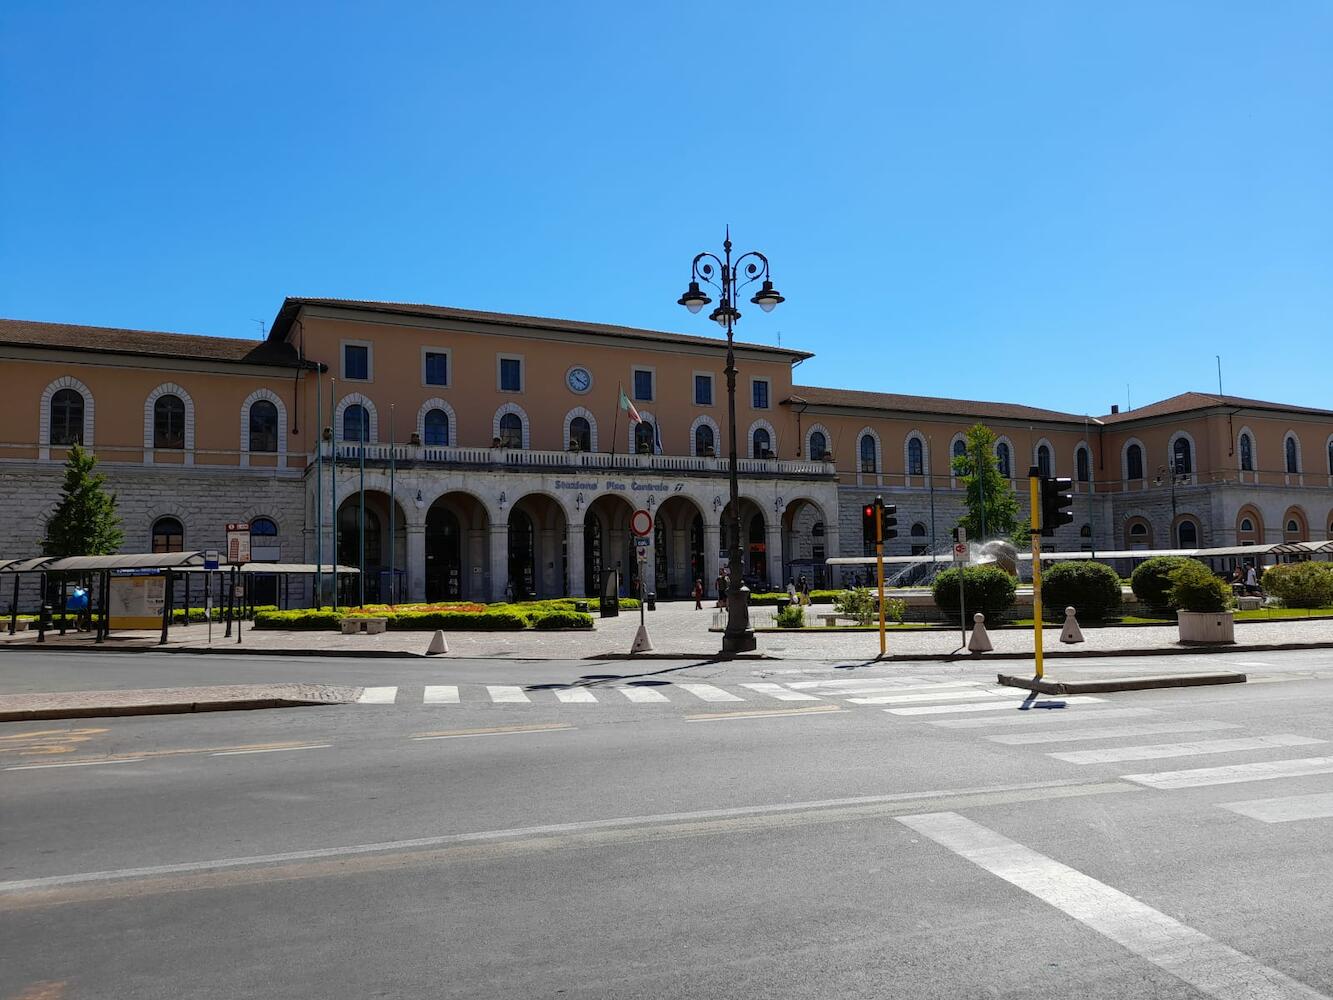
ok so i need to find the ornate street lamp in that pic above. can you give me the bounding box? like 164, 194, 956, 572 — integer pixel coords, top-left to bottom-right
676, 228, 784, 654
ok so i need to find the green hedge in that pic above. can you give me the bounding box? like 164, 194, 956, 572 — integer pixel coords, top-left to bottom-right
1259, 562, 1333, 609
390, 609, 530, 630
1131, 556, 1197, 612
1040, 561, 1123, 620
749, 590, 842, 606
932, 566, 1018, 623
254, 607, 594, 631
1168, 562, 1232, 613
531, 610, 594, 630
253, 610, 342, 630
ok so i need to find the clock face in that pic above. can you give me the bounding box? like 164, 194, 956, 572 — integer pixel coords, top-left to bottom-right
566, 367, 592, 394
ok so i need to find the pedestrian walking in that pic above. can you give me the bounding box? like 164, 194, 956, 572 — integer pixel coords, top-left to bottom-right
1245, 563, 1259, 595
716, 573, 726, 608
799, 574, 810, 606
787, 578, 797, 604
693, 578, 704, 610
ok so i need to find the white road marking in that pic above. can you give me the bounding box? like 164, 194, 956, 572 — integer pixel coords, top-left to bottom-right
791, 679, 976, 695
927, 707, 1157, 729
553, 687, 598, 703
675, 682, 745, 703
1051, 734, 1324, 765
0, 777, 1115, 895
210, 745, 331, 756
357, 686, 398, 704
989, 721, 1240, 745
739, 682, 823, 702
1233, 661, 1275, 668
423, 685, 460, 704
852, 688, 1013, 706
788, 677, 926, 689
897, 811, 1328, 1000
5, 758, 145, 771
618, 686, 670, 703
1123, 756, 1333, 790
411, 726, 575, 741
1221, 792, 1333, 824
888, 696, 1105, 716
486, 686, 530, 704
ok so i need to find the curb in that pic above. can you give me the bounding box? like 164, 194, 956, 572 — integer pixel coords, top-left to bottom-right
0, 696, 347, 723
850, 640, 1333, 663
0, 644, 425, 659
996, 671, 1247, 694
585, 652, 776, 661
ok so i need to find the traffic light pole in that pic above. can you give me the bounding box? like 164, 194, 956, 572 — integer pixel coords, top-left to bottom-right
1029, 469, 1044, 680
876, 502, 886, 657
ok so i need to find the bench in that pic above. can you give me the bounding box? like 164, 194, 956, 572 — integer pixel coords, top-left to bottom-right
340, 617, 388, 635
1235, 596, 1263, 611
819, 614, 862, 627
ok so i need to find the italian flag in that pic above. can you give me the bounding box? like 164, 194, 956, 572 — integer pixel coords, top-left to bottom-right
618, 385, 641, 424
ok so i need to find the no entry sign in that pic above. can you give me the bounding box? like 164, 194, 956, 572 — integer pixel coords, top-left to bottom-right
630, 509, 653, 537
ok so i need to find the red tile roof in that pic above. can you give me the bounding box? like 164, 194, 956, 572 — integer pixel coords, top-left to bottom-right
1098, 391, 1333, 422
0, 318, 309, 368
788, 385, 1094, 424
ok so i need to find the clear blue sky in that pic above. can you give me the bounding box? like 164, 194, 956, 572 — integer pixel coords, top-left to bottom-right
2, 2, 1329, 415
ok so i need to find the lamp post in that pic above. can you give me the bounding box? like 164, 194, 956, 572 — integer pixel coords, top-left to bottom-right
677, 228, 785, 654
1154, 464, 1189, 545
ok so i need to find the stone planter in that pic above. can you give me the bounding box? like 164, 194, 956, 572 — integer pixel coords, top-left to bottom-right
1177, 610, 1235, 644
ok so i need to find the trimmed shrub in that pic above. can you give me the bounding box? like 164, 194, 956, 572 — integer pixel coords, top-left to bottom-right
933, 565, 1018, 623
253, 610, 341, 630
833, 588, 877, 625
1168, 562, 1233, 613
1260, 562, 1333, 609
1131, 556, 1197, 612
531, 610, 594, 630
882, 598, 907, 624
1040, 561, 1123, 620
774, 605, 805, 628
390, 610, 529, 631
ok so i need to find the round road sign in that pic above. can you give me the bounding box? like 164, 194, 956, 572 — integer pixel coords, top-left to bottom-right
630, 509, 653, 537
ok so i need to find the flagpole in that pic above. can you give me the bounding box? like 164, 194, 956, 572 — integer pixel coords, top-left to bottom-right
389, 403, 396, 605
611, 382, 621, 459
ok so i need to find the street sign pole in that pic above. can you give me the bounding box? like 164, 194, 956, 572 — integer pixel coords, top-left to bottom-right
1029, 467, 1045, 679
953, 528, 968, 648
875, 497, 885, 657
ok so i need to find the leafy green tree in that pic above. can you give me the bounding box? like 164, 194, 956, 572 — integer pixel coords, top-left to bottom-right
41, 444, 124, 557
951, 423, 1020, 542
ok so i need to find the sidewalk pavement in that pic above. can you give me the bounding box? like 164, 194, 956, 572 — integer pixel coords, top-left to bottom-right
2, 602, 1332, 660
0, 683, 359, 722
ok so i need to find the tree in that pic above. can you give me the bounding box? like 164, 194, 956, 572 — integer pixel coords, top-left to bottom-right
951, 423, 1020, 542
41, 444, 124, 557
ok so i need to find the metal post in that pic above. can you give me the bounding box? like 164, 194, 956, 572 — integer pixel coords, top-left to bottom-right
330, 377, 338, 612
358, 424, 366, 607
236, 570, 243, 644
58, 576, 67, 635
1029, 468, 1044, 679
96, 570, 109, 643
389, 403, 396, 605
206, 571, 212, 645
8, 573, 18, 635
721, 237, 753, 654
315, 366, 323, 609
224, 566, 234, 638
37, 572, 46, 643
158, 571, 172, 645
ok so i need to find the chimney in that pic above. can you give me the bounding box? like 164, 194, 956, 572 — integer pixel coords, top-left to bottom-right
1110, 404, 1120, 414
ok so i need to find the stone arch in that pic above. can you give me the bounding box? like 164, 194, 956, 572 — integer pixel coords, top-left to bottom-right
145, 504, 191, 551
1171, 513, 1203, 549
562, 406, 598, 453
1073, 439, 1091, 484
1283, 431, 1303, 481
240, 387, 287, 465
143, 382, 195, 461
747, 417, 778, 459
902, 429, 928, 485
1283, 505, 1309, 542
493, 402, 530, 449
947, 432, 967, 486
856, 427, 882, 483
335, 392, 378, 443
804, 422, 832, 461
417, 397, 457, 448
1236, 504, 1264, 545
1032, 437, 1055, 477
628, 408, 659, 453
689, 414, 721, 457
1123, 515, 1153, 550
1121, 436, 1146, 486
1326, 433, 1333, 480
1167, 429, 1197, 478
39, 375, 95, 459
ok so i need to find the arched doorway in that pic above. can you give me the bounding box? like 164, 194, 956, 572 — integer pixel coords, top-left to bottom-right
721, 498, 766, 587
1283, 506, 1309, 543
780, 498, 829, 587
507, 493, 568, 599
656, 494, 706, 598
425, 491, 489, 601
337, 491, 407, 604
1124, 517, 1152, 550
583, 493, 636, 597
1236, 506, 1263, 546
1174, 517, 1200, 548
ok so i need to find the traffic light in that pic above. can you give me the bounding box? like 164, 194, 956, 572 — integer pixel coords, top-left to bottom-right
1040, 477, 1074, 537
881, 502, 898, 540
862, 502, 878, 545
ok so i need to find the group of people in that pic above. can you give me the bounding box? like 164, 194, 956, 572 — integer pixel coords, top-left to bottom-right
690, 572, 812, 609
1230, 563, 1262, 596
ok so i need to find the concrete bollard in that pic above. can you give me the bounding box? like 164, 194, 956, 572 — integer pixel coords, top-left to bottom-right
1060, 606, 1084, 644
426, 630, 449, 655
968, 612, 993, 653
630, 624, 654, 654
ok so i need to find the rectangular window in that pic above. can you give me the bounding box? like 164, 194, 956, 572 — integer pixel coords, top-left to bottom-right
633, 369, 654, 402
752, 379, 770, 409
694, 374, 713, 406
499, 356, 523, 392
424, 351, 449, 386
343, 343, 370, 381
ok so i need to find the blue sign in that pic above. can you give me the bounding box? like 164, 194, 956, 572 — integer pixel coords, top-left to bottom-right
204, 549, 220, 570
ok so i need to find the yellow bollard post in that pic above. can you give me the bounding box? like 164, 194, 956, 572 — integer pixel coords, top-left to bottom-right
1029, 470, 1044, 679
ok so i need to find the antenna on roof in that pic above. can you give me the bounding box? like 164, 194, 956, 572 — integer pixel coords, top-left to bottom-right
251, 318, 267, 339
777, 329, 781, 347
1216, 354, 1224, 398
1126, 384, 1131, 411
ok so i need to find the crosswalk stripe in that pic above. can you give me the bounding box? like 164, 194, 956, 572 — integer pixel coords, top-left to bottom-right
989, 721, 1241, 745
486, 685, 530, 704
357, 687, 398, 704
675, 683, 745, 703
618, 686, 670, 703
1123, 756, 1333, 789
553, 688, 598, 703
888, 696, 1105, 716
1221, 792, 1333, 823
927, 707, 1158, 729
739, 683, 823, 702
423, 686, 460, 704
788, 677, 925, 689
790, 679, 976, 695
851, 688, 1012, 706
1051, 734, 1325, 765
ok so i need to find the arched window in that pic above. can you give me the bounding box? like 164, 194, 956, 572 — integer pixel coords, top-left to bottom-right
1240, 517, 1253, 532
250, 517, 277, 537
636, 421, 656, 454
1037, 444, 1051, 478
907, 438, 924, 476
1076, 447, 1090, 483
1285, 436, 1299, 474
1126, 443, 1144, 481
996, 442, 1011, 477
1173, 437, 1192, 475
909, 522, 928, 555
569, 416, 591, 452
342, 404, 369, 443
695, 423, 715, 457
860, 434, 877, 473
1328, 440, 1333, 474
752, 427, 771, 459
498, 412, 523, 449
809, 431, 828, 461
1177, 520, 1198, 547
153, 394, 185, 449
952, 439, 967, 461
151, 516, 184, 553
424, 408, 449, 447
1080, 524, 1092, 538
1128, 521, 1150, 549
1239, 434, 1253, 472
248, 399, 278, 453
49, 388, 85, 446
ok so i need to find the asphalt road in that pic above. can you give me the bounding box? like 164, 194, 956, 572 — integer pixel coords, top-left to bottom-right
3, 651, 1333, 998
